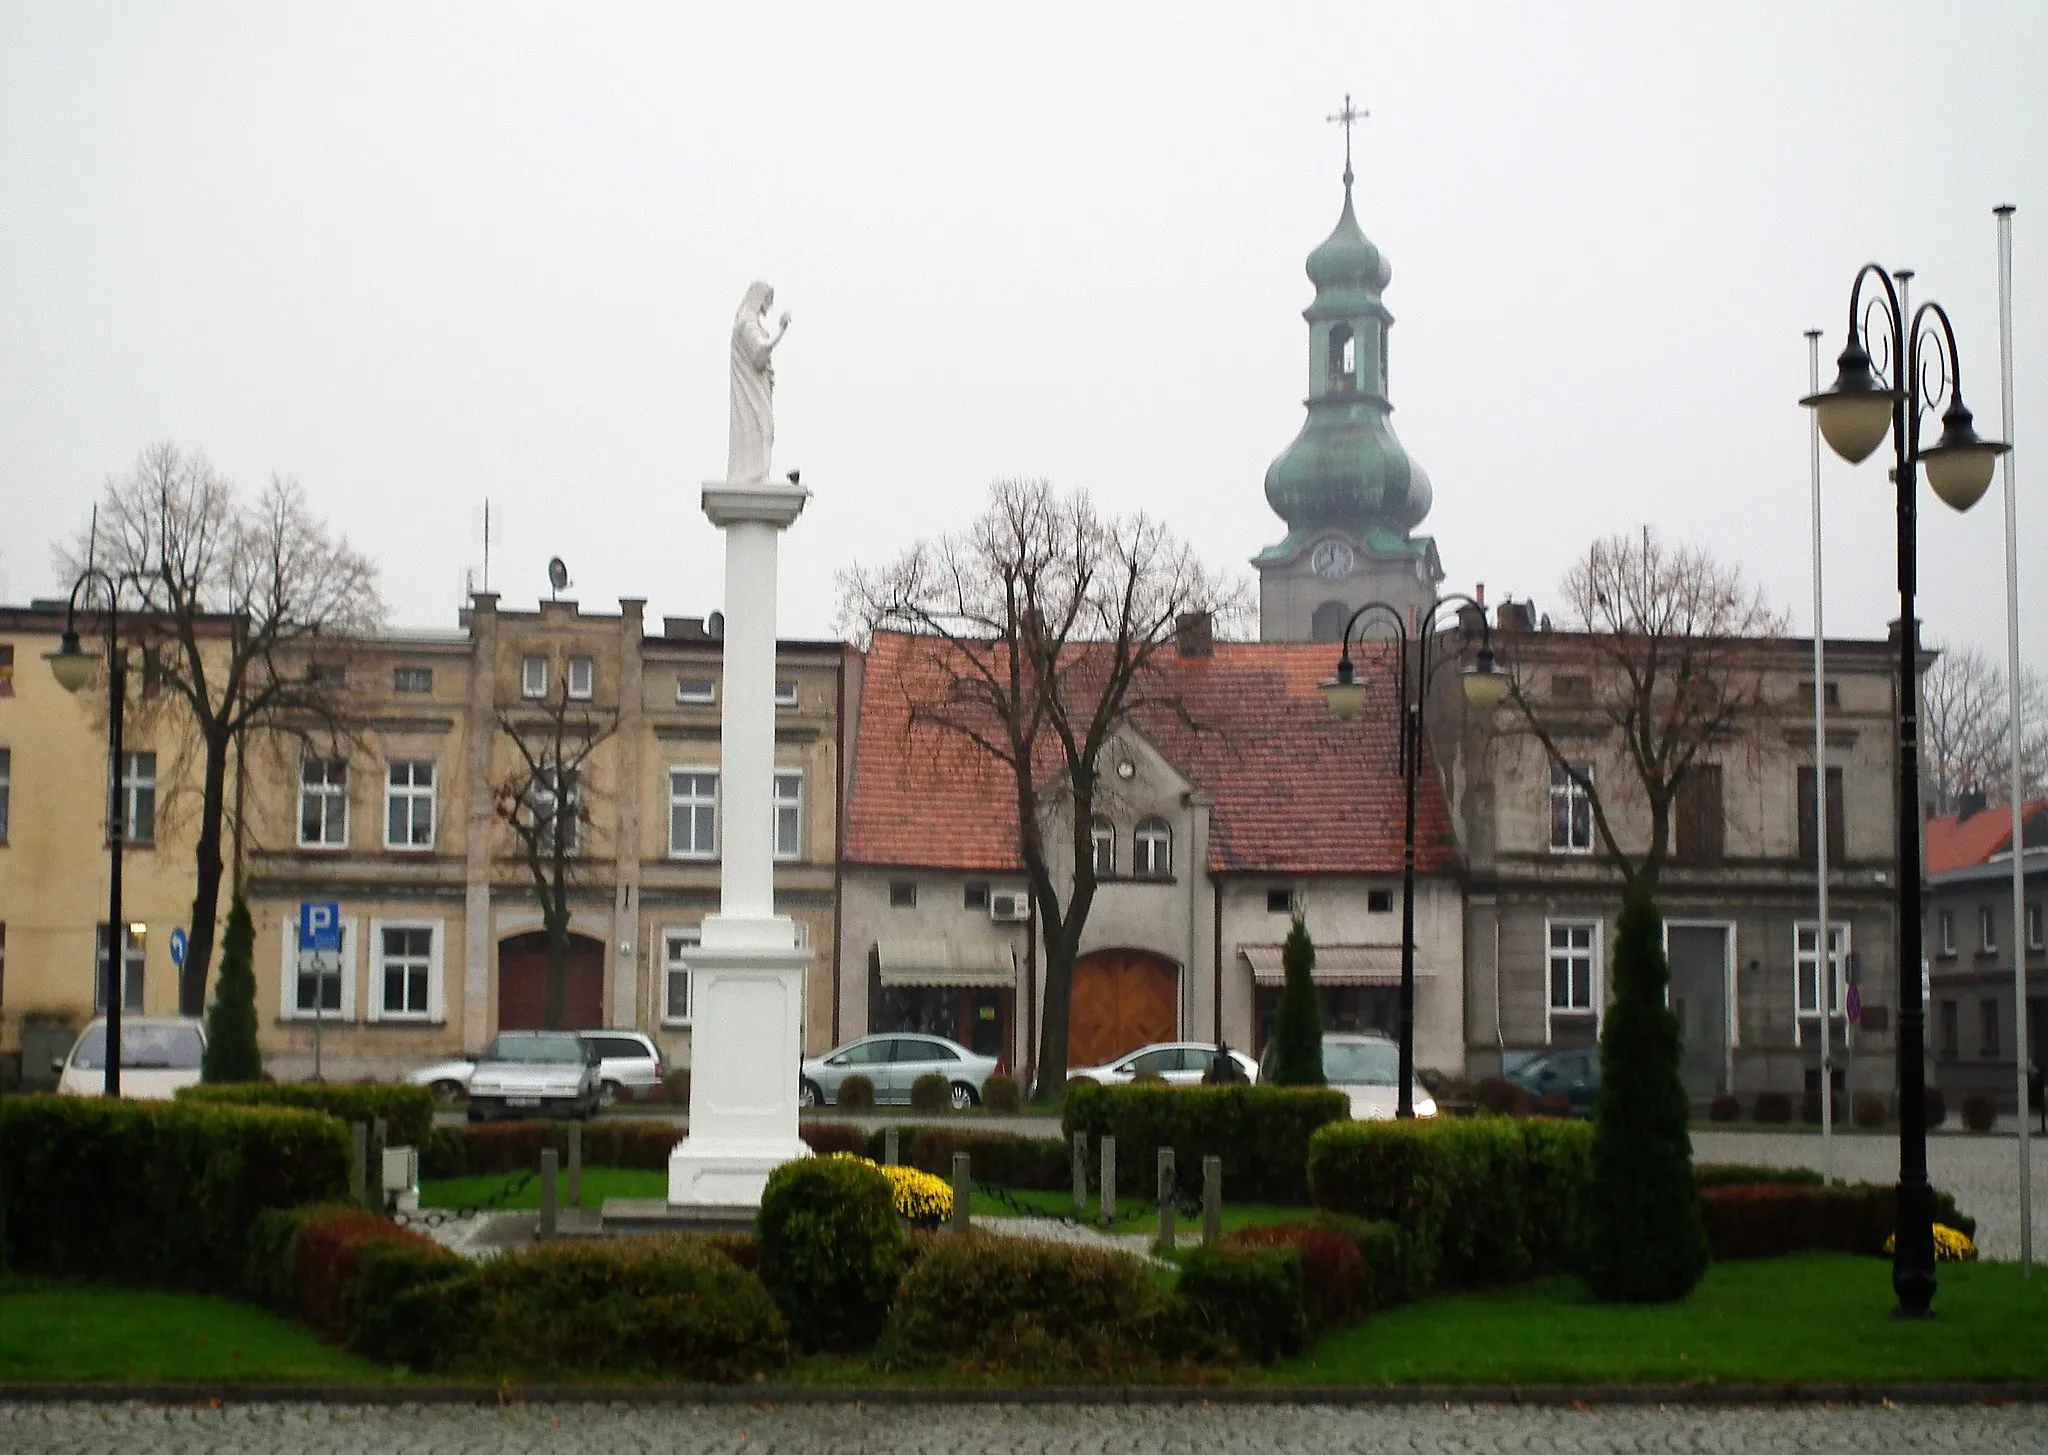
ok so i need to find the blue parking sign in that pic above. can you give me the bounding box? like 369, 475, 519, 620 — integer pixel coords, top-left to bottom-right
299, 902, 342, 953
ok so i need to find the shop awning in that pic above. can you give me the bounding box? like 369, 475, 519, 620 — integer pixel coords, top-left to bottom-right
1240, 943, 1440, 988
877, 940, 1018, 989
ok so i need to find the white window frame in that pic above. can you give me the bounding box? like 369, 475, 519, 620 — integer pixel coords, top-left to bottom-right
662, 924, 701, 1026
392, 666, 433, 694
281, 914, 359, 1022
2028, 900, 2044, 952
1979, 904, 1997, 954
668, 766, 719, 859
111, 750, 156, 845
676, 676, 715, 705
1090, 816, 1115, 877
1938, 907, 1956, 956
367, 917, 443, 1022
1548, 761, 1594, 854
384, 760, 436, 850
298, 756, 348, 849
773, 769, 803, 862
1543, 918, 1600, 1043
567, 655, 594, 701
94, 923, 146, 1014
1133, 817, 1172, 878
774, 679, 798, 708
1793, 920, 1850, 1031
522, 655, 548, 699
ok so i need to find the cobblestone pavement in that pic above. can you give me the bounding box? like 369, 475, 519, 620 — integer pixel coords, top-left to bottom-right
5, 1400, 2046, 1454
1692, 1130, 2048, 1261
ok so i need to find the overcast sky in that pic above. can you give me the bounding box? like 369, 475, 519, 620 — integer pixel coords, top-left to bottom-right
4, 3, 2043, 665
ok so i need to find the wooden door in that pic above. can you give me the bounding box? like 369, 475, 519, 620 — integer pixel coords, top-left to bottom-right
497, 931, 606, 1031
1068, 950, 1178, 1068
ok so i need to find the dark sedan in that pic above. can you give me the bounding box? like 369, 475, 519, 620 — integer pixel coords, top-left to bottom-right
1507, 1048, 1599, 1118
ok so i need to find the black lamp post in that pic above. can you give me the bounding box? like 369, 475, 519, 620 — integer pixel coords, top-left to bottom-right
45, 570, 141, 1098
1802, 264, 2008, 1319
1322, 595, 1507, 1117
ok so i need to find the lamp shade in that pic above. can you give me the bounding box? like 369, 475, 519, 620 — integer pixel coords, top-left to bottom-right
45, 630, 98, 694
1918, 397, 2008, 513
1321, 656, 1367, 722
1801, 336, 1897, 464
1462, 647, 1509, 710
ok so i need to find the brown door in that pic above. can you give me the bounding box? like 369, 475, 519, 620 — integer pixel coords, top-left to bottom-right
1068, 950, 1178, 1067
497, 931, 605, 1031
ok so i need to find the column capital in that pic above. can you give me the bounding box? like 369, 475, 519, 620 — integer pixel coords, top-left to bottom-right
702, 482, 810, 530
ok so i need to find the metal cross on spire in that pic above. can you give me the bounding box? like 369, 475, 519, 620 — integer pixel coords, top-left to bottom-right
1327, 93, 1367, 186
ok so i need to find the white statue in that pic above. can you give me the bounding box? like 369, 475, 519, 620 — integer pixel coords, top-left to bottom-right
727, 281, 792, 483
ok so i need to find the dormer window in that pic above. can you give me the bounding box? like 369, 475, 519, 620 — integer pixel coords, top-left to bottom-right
1327, 323, 1356, 390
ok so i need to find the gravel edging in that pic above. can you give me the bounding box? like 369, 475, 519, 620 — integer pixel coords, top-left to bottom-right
3, 1381, 2045, 1407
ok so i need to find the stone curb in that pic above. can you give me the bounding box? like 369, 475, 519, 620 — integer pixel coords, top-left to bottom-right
3, 1382, 2046, 1407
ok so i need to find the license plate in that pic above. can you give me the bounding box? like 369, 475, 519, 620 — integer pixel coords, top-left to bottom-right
507, 1097, 540, 1108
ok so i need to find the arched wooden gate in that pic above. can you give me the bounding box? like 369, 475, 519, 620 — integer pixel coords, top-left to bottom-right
1068, 949, 1178, 1068
497, 930, 605, 1031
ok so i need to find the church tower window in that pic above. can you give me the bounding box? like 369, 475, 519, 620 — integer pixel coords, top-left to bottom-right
1327, 323, 1356, 391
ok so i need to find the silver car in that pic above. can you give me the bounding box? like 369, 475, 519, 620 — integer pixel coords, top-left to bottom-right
1068, 1041, 1259, 1087
579, 1030, 665, 1103
465, 1031, 602, 1122
1259, 1031, 1437, 1121
799, 1033, 999, 1111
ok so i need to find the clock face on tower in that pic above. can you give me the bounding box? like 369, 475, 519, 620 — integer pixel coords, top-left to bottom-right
1311, 539, 1355, 582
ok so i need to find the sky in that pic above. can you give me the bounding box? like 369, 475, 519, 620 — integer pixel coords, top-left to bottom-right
3, 2, 2045, 665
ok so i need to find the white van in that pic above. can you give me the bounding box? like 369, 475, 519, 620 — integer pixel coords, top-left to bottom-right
54, 1018, 208, 1099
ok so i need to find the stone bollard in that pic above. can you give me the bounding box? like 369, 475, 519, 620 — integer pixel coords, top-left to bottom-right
885, 1126, 900, 1166
1071, 1131, 1089, 1212
1203, 1155, 1222, 1246
1099, 1135, 1117, 1227
539, 1148, 559, 1241
348, 1123, 368, 1209
950, 1152, 971, 1235
1156, 1147, 1176, 1253
567, 1123, 583, 1211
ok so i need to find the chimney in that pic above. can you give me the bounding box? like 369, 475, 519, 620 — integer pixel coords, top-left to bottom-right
1957, 788, 1989, 822
1496, 600, 1534, 633
663, 616, 709, 641
1175, 611, 1214, 659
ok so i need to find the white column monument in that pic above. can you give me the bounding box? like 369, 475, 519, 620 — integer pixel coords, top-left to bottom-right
667, 281, 813, 1208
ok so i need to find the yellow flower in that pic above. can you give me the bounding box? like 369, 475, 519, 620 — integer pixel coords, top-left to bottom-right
1881, 1223, 1977, 1262
825, 1152, 955, 1226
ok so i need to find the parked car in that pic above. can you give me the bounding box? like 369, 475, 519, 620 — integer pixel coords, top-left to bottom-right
579, 1030, 664, 1103
1506, 1048, 1599, 1118
799, 1033, 1000, 1110
408, 1054, 475, 1103
54, 1017, 207, 1099
1068, 1041, 1259, 1087
1259, 1031, 1437, 1121
464, 1031, 602, 1122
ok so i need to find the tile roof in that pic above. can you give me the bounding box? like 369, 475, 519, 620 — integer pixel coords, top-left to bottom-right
1925, 798, 2048, 876
846, 630, 1460, 877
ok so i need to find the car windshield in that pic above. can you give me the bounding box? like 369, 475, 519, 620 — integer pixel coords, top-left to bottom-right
70, 1025, 204, 1071
1322, 1040, 1400, 1086
482, 1035, 585, 1064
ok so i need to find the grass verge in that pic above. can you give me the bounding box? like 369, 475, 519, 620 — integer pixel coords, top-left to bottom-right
419, 1167, 664, 1209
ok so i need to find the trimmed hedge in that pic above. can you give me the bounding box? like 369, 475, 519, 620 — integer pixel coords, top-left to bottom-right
982, 1074, 1023, 1113
1217, 1222, 1360, 1332
1694, 1162, 1824, 1189
179, 1082, 435, 1147
1063, 1083, 1350, 1204
908, 1072, 951, 1112
1176, 1243, 1305, 1362
757, 1156, 904, 1351
292, 1207, 449, 1340
892, 1127, 1069, 1191
1700, 1180, 1975, 1257
418, 1119, 874, 1178
836, 1074, 876, 1109
0, 1096, 349, 1289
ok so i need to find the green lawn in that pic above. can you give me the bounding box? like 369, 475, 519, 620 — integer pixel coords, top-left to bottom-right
420, 1167, 665, 1209
0, 1277, 394, 1383
1267, 1253, 2048, 1385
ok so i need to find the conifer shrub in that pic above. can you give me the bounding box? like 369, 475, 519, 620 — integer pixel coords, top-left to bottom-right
756, 1155, 903, 1351
836, 1073, 876, 1109
1581, 882, 1708, 1302
1269, 915, 1325, 1086
201, 894, 264, 1083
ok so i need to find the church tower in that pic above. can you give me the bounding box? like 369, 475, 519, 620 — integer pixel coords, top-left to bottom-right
1256, 116, 1442, 641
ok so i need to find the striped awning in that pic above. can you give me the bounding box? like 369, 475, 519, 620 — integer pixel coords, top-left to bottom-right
877, 939, 1018, 989
1240, 943, 1439, 988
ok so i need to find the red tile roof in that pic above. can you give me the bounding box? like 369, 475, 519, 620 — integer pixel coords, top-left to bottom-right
1926, 798, 2048, 876
846, 630, 1460, 876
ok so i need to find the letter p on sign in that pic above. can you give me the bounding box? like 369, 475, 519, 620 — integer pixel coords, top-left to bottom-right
299, 902, 342, 953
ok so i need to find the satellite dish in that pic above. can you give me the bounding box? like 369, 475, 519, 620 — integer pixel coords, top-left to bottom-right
707, 611, 725, 640
547, 557, 569, 598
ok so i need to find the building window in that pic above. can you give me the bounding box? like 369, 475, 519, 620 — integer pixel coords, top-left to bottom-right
1548, 921, 1597, 1013
285, 917, 351, 1020
1549, 761, 1594, 853
889, 881, 917, 908
375, 923, 437, 1019
529, 765, 580, 856
0, 643, 12, 694
109, 751, 156, 845
94, 924, 145, 1014
2029, 900, 2044, 952
1133, 817, 1172, 878
668, 768, 718, 858
393, 666, 433, 694
299, 757, 348, 847
775, 679, 798, 708
1367, 887, 1394, 913
1795, 922, 1849, 1017
0, 746, 9, 843
567, 655, 594, 700
1979, 905, 1998, 954
1937, 908, 1956, 957
676, 676, 715, 705
521, 655, 548, 699
1089, 816, 1115, 877
1981, 998, 2001, 1059
384, 761, 435, 849
773, 770, 803, 861
1796, 765, 1846, 866
963, 881, 990, 911
1674, 764, 1725, 865
308, 662, 348, 689
1939, 999, 1959, 1058
1267, 887, 1294, 914
1796, 679, 1842, 710
663, 926, 700, 1024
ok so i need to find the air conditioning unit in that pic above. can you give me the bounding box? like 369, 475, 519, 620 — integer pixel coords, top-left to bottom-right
988, 891, 1030, 923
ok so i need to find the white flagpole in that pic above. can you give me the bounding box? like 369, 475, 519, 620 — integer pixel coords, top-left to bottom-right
1809, 326, 1835, 1185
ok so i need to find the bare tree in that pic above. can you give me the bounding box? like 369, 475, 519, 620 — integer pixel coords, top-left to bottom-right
1923, 642, 2048, 813
1499, 528, 1787, 891
59, 443, 381, 1012
840, 479, 1237, 1100
493, 678, 618, 1030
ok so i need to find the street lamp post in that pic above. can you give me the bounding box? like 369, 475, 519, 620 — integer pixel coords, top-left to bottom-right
1322, 595, 1508, 1117
45, 570, 140, 1098
1802, 263, 2008, 1319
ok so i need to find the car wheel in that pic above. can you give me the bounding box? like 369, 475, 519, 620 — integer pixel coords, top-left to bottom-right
798, 1079, 822, 1109
429, 1079, 466, 1104
949, 1081, 979, 1111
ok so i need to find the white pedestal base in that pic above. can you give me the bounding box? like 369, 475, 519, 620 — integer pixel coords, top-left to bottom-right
667, 915, 812, 1208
